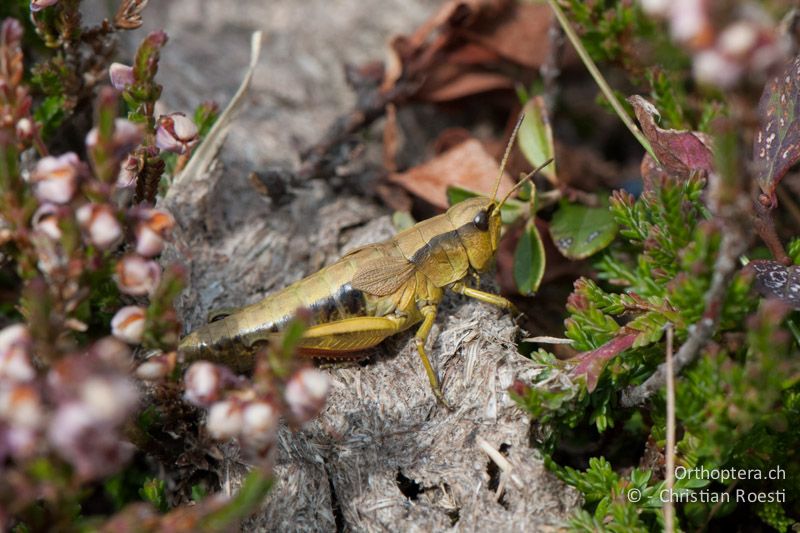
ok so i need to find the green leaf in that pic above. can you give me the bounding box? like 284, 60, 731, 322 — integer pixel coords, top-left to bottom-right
139, 478, 168, 513
514, 220, 546, 295
518, 96, 557, 183
550, 201, 618, 259
446, 185, 525, 224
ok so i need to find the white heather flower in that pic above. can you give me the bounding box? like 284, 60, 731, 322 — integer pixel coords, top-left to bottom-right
284, 368, 330, 424
117, 154, 139, 189
76, 203, 123, 250
639, 0, 669, 16
669, 0, 710, 45
718, 22, 758, 59
241, 400, 278, 448
89, 337, 132, 367
135, 208, 175, 257
155, 113, 199, 154
31, 152, 80, 204
109, 62, 135, 90
85, 119, 143, 158
693, 49, 743, 88
0, 324, 35, 382
184, 362, 222, 407
0, 384, 43, 429
30, 0, 58, 12
114, 255, 161, 296
31, 203, 62, 240
111, 306, 146, 344
206, 400, 244, 440
16, 118, 33, 140
80, 377, 138, 423
135, 353, 177, 381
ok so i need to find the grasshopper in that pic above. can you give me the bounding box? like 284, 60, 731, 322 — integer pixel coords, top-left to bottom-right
179, 118, 549, 405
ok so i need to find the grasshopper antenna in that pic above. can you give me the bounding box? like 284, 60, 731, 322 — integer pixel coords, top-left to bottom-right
497, 158, 554, 210
491, 113, 525, 201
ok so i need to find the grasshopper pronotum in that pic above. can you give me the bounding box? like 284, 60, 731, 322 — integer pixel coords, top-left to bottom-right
179, 117, 550, 405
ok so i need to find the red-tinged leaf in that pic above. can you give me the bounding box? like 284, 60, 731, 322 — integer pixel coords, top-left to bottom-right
746, 260, 800, 309
568, 333, 637, 392
628, 95, 714, 179
388, 138, 514, 209
753, 54, 800, 208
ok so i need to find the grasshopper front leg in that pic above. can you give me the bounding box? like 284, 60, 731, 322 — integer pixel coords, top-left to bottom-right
450, 281, 518, 314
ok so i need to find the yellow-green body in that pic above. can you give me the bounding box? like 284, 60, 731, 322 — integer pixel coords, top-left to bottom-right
179, 196, 513, 403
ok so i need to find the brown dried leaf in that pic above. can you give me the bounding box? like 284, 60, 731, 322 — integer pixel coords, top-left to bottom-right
381, 1, 550, 103
753, 54, 800, 208
746, 260, 800, 308
388, 138, 514, 209
628, 95, 714, 179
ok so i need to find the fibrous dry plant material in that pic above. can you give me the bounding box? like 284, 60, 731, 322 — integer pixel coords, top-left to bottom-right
148, 0, 580, 529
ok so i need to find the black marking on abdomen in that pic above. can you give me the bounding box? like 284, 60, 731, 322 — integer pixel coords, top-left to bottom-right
308, 283, 366, 324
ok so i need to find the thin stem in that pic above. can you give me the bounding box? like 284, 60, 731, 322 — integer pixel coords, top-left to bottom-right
664, 325, 675, 533
545, 0, 658, 162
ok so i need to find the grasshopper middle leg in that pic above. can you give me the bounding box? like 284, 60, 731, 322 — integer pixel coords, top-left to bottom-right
450, 281, 518, 313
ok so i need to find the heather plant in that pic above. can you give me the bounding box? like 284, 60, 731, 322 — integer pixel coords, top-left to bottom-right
511, 1, 800, 531
0, 2, 329, 530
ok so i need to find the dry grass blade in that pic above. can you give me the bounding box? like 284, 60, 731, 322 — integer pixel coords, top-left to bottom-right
173, 31, 262, 189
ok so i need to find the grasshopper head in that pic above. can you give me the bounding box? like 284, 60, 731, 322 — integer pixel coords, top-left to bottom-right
447, 196, 502, 273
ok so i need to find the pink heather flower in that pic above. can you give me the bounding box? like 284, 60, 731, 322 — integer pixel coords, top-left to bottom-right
135, 352, 177, 381
80, 377, 138, 423
85, 119, 143, 159
76, 203, 123, 250
155, 113, 198, 155
134, 208, 175, 257
111, 306, 146, 344
109, 63, 135, 90
31, 203, 63, 240
284, 368, 330, 424
30, 0, 58, 12
693, 49, 743, 88
117, 154, 139, 189
48, 402, 134, 480
206, 400, 244, 440
0, 384, 43, 430
0, 325, 35, 382
183, 362, 223, 407
89, 337, 132, 367
241, 400, 278, 449
16, 118, 33, 140
114, 255, 161, 296
31, 152, 80, 204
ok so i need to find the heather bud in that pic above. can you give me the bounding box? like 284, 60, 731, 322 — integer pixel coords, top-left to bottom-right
80, 377, 138, 423
31, 203, 63, 240
0, 324, 35, 382
117, 154, 139, 189
76, 203, 122, 250
111, 306, 146, 344
134, 208, 175, 257
0, 384, 43, 429
241, 400, 278, 449
135, 352, 177, 381
184, 362, 223, 407
16, 118, 33, 140
114, 255, 161, 296
30, 0, 58, 12
206, 400, 244, 440
284, 368, 329, 424
109, 62, 135, 90
155, 113, 198, 154
85, 119, 143, 159
31, 152, 80, 204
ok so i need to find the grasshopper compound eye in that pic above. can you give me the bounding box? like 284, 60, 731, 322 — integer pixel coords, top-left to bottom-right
473, 210, 490, 231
